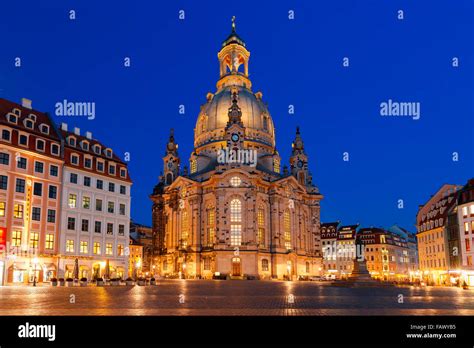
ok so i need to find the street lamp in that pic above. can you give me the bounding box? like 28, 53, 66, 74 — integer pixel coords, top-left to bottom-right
32, 257, 39, 287
135, 259, 141, 279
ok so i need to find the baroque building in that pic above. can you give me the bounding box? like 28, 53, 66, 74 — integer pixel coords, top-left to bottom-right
150, 20, 323, 280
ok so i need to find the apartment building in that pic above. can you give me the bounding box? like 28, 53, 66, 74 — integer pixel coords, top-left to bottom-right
0, 98, 63, 285
58, 123, 132, 280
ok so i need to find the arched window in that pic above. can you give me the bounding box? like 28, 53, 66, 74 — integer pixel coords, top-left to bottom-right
273, 158, 280, 173
261, 259, 269, 272
207, 207, 215, 246
301, 214, 307, 249
257, 205, 265, 246
230, 199, 242, 246
166, 173, 173, 185
230, 176, 241, 187
284, 210, 291, 250
181, 210, 189, 248
190, 159, 197, 174
263, 115, 268, 131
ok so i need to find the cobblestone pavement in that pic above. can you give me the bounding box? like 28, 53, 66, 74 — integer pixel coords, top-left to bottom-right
0, 280, 473, 316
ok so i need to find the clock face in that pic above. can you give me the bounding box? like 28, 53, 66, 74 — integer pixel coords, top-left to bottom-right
297, 160, 304, 168
231, 133, 240, 142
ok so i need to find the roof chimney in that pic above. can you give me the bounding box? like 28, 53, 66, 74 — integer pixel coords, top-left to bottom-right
61, 123, 68, 131
85, 131, 92, 140
74, 127, 80, 136
21, 98, 32, 109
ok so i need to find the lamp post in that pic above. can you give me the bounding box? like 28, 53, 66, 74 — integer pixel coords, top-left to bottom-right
135, 259, 141, 279
32, 257, 39, 287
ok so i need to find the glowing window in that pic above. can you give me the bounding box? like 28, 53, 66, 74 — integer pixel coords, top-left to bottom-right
66, 240, 74, 253
231, 225, 242, 246
230, 199, 241, 222
207, 207, 215, 245
230, 176, 241, 187
284, 210, 291, 249
258, 206, 265, 245
190, 160, 197, 174
274, 158, 280, 173
45, 234, 54, 250
29, 232, 39, 249
181, 210, 189, 247
12, 230, 21, 247
93, 242, 101, 255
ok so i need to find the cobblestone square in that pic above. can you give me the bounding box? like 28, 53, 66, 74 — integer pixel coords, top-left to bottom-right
1, 280, 473, 316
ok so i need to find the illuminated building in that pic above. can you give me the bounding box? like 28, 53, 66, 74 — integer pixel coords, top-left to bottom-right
358, 227, 415, 281
456, 178, 474, 286
150, 19, 323, 280
416, 184, 462, 285
58, 123, 132, 280
130, 221, 153, 273
128, 237, 143, 278
335, 224, 359, 278
321, 222, 339, 276
0, 98, 63, 285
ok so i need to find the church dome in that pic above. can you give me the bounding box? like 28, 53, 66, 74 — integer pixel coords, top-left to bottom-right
194, 85, 275, 149
194, 19, 276, 152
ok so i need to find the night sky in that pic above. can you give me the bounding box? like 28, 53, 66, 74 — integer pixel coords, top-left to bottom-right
1, 1, 472, 230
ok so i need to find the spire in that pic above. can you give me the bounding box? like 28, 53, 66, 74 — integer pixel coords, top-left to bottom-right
165, 128, 178, 156
292, 126, 305, 155
222, 16, 246, 47
227, 91, 243, 126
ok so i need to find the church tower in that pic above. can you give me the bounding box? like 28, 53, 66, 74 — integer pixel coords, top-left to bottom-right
163, 128, 180, 185
217, 16, 251, 89
290, 127, 310, 186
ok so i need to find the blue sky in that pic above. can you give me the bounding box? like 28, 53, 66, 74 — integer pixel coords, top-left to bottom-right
1, 0, 473, 230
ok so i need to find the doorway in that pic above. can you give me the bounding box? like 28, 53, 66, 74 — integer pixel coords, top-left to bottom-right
231, 257, 241, 276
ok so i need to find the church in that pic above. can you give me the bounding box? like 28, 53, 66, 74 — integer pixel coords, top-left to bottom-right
150, 19, 323, 280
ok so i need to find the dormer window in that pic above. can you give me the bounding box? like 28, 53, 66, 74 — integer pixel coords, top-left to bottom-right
68, 137, 76, 147
109, 164, 116, 175
28, 114, 37, 122
24, 119, 34, 129
105, 149, 112, 158
7, 114, 18, 124
81, 141, 89, 151
71, 154, 79, 165
36, 139, 45, 152
120, 168, 127, 178
39, 124, 49, 134
12, 108, 21, 116
93, 145, 101, 155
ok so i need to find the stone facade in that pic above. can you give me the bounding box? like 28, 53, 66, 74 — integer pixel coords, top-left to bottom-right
150, 22, 323, 280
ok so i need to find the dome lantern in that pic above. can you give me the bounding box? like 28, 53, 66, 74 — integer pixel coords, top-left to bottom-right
217, 16, 250, 86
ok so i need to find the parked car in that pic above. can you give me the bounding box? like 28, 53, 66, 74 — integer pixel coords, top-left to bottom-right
309, 276, 323, 281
